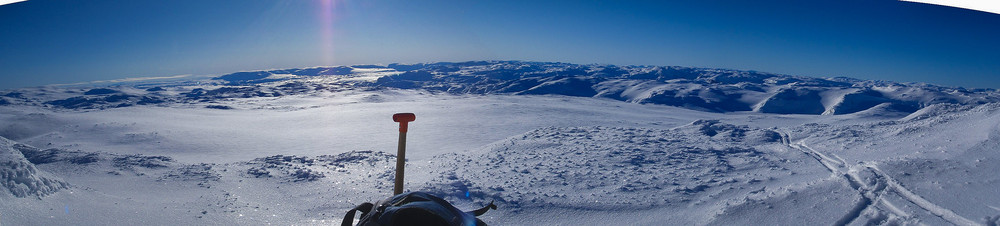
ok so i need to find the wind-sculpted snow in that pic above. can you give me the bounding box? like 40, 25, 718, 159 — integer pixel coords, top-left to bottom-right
773, 102, 1000, 225
0, 136, 69, 197
0, 140, 407, 224
240, 152, 395, 183
3, 61, 996, 115
416, 123, 790, 212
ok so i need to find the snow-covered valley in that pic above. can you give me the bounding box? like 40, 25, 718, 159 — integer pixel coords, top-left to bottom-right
2, 61, 999, 225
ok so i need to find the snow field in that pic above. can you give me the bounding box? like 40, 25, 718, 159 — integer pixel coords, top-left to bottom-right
2, 61, 1000, 225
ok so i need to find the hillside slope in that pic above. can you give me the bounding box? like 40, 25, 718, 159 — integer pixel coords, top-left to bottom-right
3, 61, 996, 115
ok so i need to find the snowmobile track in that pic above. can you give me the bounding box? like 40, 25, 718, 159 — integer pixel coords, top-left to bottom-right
783, 133, 978, 226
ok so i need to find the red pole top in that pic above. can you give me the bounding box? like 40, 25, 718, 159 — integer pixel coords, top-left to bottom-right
393, 113, 415, 132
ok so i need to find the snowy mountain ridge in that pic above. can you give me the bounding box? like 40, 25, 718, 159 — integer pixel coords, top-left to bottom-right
2, 61, 997, 115
223, 61, 1000, 115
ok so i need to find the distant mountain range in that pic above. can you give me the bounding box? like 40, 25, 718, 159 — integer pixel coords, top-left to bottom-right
4, 61, 998, 115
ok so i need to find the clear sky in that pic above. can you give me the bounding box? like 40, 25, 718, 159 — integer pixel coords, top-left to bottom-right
1, 0, 998, 89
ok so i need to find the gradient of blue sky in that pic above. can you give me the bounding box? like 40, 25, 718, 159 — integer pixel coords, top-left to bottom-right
1, 0, 998, 89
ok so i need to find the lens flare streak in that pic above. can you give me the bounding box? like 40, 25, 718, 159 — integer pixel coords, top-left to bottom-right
319, 0, 339, 65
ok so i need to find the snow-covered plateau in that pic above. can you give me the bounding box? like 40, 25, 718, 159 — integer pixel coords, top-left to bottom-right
1, 61, 999, 225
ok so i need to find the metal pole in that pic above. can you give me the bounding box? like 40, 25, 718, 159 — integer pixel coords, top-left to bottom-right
392, 113, 415, 195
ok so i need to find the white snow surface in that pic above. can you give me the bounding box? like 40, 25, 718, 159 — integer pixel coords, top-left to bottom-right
1, 61, 999, 225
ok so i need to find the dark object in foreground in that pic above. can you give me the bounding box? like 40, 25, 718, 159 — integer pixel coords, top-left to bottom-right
342, 192, 496, 226
342, 113, 494, 225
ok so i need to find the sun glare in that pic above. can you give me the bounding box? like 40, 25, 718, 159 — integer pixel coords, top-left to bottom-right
318, 0, 341, 65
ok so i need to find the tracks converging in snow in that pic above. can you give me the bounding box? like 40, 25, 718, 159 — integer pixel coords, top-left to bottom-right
783, 133, 978, 226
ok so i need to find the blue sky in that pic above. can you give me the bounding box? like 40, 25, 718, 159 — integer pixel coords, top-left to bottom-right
1, 0, 998, 89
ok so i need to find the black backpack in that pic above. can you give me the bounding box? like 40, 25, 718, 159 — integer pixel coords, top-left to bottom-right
342, 192, 496, 226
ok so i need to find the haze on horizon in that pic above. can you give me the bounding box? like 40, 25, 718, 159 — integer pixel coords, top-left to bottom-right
1, 0, 999, 90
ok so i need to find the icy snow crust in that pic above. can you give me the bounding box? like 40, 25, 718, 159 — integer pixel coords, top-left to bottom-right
0, 136, 68, 198
1, 61, 1000, 225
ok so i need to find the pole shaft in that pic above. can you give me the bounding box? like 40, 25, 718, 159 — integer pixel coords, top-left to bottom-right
394, 131, 407, 195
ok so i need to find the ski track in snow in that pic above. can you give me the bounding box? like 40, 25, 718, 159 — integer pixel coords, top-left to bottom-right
786, 136, 978, 226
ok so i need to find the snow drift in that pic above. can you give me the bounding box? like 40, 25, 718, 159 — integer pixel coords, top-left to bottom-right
0, 136, 68, 197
